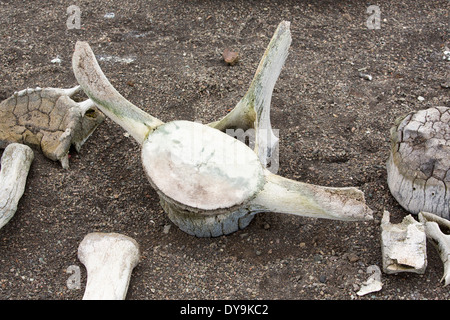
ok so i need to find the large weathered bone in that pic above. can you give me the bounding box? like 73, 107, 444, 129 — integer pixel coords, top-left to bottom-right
387, 107, 449, 220
0, 143, 34, 230
419, 211, 450, 286
78, 232, 140, 300
0, 86, 105, 169
72, 21, 373, 237
380, 210, 427, 274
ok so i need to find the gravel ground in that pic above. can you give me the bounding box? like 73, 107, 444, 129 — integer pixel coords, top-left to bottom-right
0, 0, 449, 303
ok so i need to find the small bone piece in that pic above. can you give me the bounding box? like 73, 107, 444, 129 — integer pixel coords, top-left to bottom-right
380, 210, 427, 274
0, 143, 34, 230
419, 211, 450, 286
386, 107, 450, 219
357, 265, 383, 296
73, 22, 373, 237
78, 232, 140, 300
0, 86, 105, 169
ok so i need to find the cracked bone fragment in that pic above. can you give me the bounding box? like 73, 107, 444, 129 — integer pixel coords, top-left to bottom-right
357, 265, 383, 296
0, 143, 34, 230
0, 85, 105, 169
386, 107, 450, 220
72, 21, 373, 238
419, 211, 450, 286
380, 210, 427, 274
78, 232, 140, 300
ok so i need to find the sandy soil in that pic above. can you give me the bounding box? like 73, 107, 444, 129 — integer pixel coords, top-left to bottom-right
0, 0, 448, 301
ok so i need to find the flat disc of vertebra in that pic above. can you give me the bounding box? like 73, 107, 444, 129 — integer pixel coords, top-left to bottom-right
387, 106, 449, 219
141, 120, 265, 212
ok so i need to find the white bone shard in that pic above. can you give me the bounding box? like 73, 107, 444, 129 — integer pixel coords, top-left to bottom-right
0, 143, 34, 230
72, 21, 373, 237
357, 265, 383, 296
78, 232, 140, 300
380, 210, 427, 274
419, 211, 450, 286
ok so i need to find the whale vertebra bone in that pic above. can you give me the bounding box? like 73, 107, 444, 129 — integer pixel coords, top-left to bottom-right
72, 21, 373, 237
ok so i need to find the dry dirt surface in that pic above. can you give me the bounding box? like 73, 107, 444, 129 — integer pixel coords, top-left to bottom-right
0, 0, 449, 303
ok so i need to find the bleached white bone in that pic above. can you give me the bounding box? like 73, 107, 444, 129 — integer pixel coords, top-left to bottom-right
357, 265, 383, 296
0, 143, 34, 230
78, 232, 140, 300
380, 210, 427, 274
419, 211, 450, 286
72, 21, 373, 237
77, 98, 96, 117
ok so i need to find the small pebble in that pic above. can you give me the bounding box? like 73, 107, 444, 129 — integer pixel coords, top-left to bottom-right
347, 253, 359, 263
51, 56, 61, 64
443, 50, 450, 61
359, 72, 373, 81
223, 48, 239, 65
163, 225, 171, 234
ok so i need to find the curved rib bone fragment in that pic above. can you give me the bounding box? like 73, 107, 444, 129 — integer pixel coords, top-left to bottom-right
209, 21, 291, 170
387, 107, 450, 220
419, 211, 450, 286
78, 232, 140, 300
0, 143, 34, 230
72, 21, 373, 237
380, 210, 427, 274
0, 86, 105, 169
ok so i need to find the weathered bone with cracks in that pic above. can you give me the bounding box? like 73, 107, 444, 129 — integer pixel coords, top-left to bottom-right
380, 210, 427, 274
78, 232, 140, 300
0, 143, 34, 230
419, 211, 450, 286
0, 86, 105, 169
72, 21, 373, 237
387, 107, 449, 220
